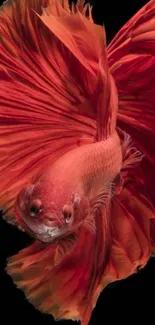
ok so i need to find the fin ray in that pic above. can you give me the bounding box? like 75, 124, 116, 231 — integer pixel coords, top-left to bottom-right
108, 0, 155, 250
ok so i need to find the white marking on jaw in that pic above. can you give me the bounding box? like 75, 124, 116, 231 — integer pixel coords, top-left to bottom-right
43, 225, 59, 236
21, 212, 61, 242
37, 225, 61, 243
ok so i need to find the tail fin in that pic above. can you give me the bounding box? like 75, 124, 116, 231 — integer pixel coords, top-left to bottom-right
108, 0, 155, 248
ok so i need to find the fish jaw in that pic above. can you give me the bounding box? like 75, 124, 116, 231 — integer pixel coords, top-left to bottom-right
28, 224, 62, 243
16, 207, 65, 243
15, 188, 80, 243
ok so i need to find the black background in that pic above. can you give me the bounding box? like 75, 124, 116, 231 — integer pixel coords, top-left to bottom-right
0, 0, 155, 324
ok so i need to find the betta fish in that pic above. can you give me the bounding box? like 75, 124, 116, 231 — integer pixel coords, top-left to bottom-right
0, 0, 155, 324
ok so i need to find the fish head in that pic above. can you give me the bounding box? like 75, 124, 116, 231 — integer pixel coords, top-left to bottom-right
15, 181, 90, 243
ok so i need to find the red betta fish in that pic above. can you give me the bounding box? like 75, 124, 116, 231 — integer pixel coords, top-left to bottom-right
0, 0, 155, 324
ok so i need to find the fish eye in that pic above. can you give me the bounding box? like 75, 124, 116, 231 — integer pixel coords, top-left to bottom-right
64, 212, 72, 224
62, 205, 72, 224
29, 199, 42, 217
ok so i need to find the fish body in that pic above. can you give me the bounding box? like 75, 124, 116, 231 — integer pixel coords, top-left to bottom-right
0, 0, 155, 324
16, 131, 122, 242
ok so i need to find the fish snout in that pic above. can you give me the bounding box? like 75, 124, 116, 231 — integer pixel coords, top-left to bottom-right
43, 213, 63, 228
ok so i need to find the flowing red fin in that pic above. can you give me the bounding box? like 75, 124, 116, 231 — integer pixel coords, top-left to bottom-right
54, 233, 78, 266
106, 179, 153, 280
35, 0, 103, 75
103, 129, 154, 279
6, 211, 110, 325
6, 179, 154, 324
35, 0, 118, 140
108, 1, 155, 252
0, 0, 117, 223
108, 0, 155, 209
8, 181, 152, 323
0, 0, 106, 222
83, 213, 96, 235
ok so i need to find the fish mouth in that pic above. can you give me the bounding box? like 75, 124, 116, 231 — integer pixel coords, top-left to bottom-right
15, 204, 64, 244
34, 226, 62, 243
15, 207, 79, 246
15, 197, 78, 244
